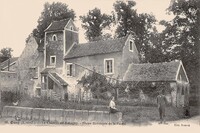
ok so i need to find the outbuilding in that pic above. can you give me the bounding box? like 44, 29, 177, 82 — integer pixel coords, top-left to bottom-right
123, 60, 190, 107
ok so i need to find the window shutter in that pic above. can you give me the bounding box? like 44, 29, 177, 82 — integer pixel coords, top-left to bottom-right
110, 60, 113, 73
66, 63, 75, 77
104, 59, 114, 74
35, 67, 39, 78
73, 64, 75, 77
66, 64, 70, 76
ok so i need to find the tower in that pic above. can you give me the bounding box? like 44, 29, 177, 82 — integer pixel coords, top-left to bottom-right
44, 19, 79, 74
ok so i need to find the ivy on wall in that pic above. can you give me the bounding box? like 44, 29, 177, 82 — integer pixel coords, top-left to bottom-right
78, 68, 174, 100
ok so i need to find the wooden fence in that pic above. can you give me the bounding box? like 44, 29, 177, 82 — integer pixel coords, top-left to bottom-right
1, 106, 122, 124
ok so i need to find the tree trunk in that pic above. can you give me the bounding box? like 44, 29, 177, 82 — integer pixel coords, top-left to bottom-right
196, 8, 200, 112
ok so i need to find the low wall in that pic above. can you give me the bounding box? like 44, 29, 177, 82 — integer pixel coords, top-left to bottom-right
1, 106, 122, 124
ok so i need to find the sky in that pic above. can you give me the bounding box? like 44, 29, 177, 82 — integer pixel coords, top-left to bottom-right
0, 0, 173, 57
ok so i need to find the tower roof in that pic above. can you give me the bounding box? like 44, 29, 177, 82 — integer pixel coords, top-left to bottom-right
44, 18, 71, 32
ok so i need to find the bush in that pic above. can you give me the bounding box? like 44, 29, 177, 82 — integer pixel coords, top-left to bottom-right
1, 91, 20, 103
117, 99, 157, 107
81, 99, 108, 105
18, 97, 96, 110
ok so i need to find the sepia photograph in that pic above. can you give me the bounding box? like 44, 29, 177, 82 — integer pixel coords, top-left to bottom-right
0, 0, 199, 131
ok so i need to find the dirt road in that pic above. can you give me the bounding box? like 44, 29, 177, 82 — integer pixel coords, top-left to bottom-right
151, 115, 200, 127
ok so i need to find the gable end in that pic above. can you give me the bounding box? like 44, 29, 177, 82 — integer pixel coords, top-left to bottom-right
175, 61, 189, 83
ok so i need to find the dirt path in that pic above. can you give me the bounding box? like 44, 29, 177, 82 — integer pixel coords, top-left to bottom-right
150, 115, 200, 127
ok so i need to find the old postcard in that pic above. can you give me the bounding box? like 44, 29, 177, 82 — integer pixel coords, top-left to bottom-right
0, 0, 199, 131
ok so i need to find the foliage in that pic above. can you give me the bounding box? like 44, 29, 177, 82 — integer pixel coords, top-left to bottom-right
161, 0, 200, 86
113, 1, 157, 62
0, 47, 13, 63
0, 56, 8, 63
113, 1, 137, 37
25, 34, 33, 44
30, 2, 76, 43
0, 47, 13, 58
80, 8, 113, 41
78, 68, 116, 100
0, 91, 22, 103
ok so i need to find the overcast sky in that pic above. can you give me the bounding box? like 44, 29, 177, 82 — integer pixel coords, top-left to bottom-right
0, 0, 173, 57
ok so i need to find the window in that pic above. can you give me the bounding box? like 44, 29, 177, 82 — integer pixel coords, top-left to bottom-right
104, 58, 114, 74
36, 88, 41, 97
50, 56, 56, 66
70, 26, 73, 31
129, 40, 133, 52
66, 63, 73, 76
52, 34, 57, 41
29, 66, 39, 79
42, 75, 47, 90
42, 76, 45, 83
34, 67, 39, 79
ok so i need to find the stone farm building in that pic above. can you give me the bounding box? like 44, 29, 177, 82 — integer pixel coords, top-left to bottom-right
0, 57, 18, 91
0, 19, 190, 106
123, 61, 190, 107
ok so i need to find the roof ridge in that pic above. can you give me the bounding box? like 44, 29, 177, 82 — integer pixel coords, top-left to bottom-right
45, 18, 71, 32
124, 60, 182, 82
0, 57, 18, 64
78, 35, 128, 46
132, 60, 180, 65
52, 18, 70, 23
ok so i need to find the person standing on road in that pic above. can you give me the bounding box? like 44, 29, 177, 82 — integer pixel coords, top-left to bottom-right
157, 89, 168, 124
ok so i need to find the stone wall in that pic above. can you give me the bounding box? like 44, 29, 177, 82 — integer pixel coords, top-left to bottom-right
121, 35, 140, 78
17, 36, 44, 96
65, 52, 123, 79
0, 71, 18, 91
45, 31, 64, 68
65, 20, 79, 53
1, 106, 122, 124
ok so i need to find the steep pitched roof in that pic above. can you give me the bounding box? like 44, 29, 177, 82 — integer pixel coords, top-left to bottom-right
64, 35, 129, 59
49, 72, 68, 86
44, 19, 70, 32
40, 67, 55, 74
0, 57, 19, 70
123, 61, 181, 82
40, 68, 68, 86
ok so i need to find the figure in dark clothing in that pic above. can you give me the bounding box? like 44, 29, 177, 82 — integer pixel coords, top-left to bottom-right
157, 89, 167, 124
184, 106, 190, 118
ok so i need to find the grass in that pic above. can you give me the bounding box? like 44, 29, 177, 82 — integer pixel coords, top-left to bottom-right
122, 106, 199, 125
0, 96, 199, 124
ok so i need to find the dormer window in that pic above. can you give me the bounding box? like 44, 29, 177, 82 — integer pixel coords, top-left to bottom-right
52, 34, 57, 41
129, 40, 133, 52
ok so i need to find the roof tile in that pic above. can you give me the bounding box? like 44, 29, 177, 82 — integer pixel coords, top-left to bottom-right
123, 61, 181, 82
45, 19, 70, 32
50, 72, 68, 86
40, 67, 55, 74
0, 57, 18, 70
64, 35, 129, 59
